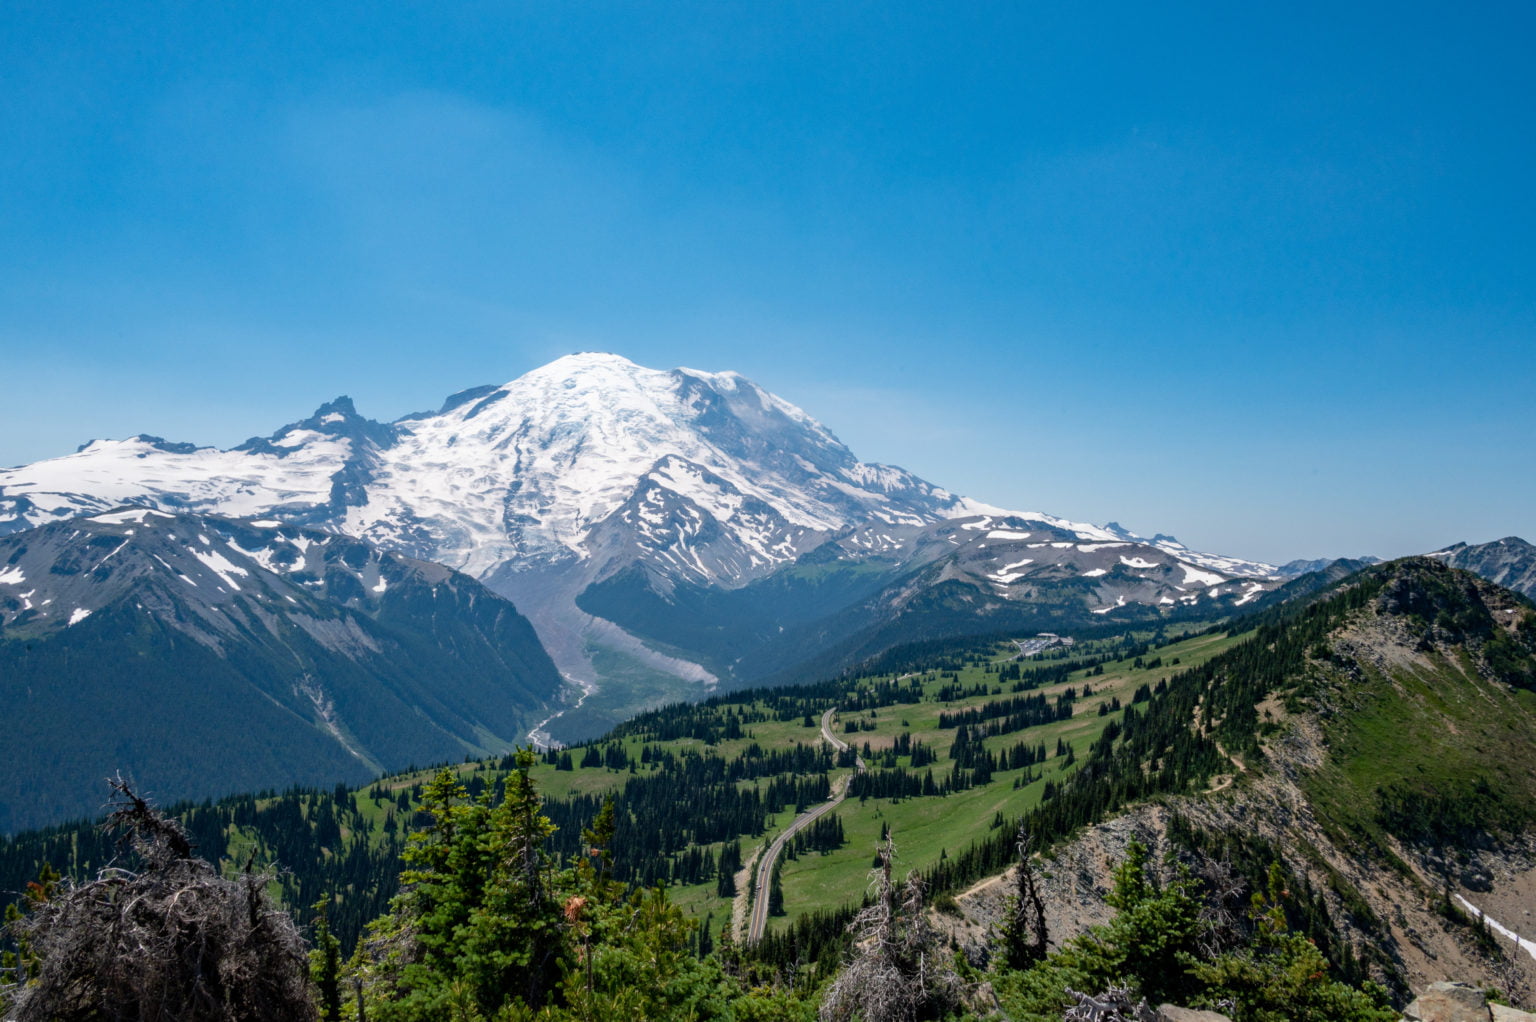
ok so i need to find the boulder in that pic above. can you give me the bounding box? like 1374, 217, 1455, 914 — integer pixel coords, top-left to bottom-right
1403, 982, 1492, 1022
1490, 1005, 1536, 1022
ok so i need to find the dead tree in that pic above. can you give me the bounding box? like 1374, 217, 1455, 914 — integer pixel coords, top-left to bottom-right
1001, 823, 1049, 969
2, 776, 316, 1022
1063, 985, 1157, 1022
819, 836, 959, 1022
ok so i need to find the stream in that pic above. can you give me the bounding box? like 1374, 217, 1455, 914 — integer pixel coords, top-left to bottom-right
526, 674, 596, 750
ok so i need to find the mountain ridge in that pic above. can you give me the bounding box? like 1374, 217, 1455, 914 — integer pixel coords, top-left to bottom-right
0, 507, 564, 832
1428, 536, 1536, 600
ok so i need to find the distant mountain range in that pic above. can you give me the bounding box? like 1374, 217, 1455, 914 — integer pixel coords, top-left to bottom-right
1, 354, 1528, 741
0, 508, 561, 832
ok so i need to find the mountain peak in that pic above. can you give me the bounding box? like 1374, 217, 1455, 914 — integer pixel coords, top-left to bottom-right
519, 351, 645, 382
233, 395, 399, 455
312, 395, 358, 417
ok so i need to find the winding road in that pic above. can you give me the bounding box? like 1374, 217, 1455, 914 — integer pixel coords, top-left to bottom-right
746, 706, 865, 942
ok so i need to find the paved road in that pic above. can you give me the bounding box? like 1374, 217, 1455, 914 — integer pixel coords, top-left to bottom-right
746, 707, 864, 942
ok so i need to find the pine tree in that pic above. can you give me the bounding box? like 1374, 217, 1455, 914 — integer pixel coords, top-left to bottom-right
310, 897, 343, 1022
357, 753, 567, 1019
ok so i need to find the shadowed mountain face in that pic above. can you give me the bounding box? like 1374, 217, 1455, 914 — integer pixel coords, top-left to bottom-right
0, 508, 563, 832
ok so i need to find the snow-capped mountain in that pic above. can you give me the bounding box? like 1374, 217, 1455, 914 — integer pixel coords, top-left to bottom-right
0, 353, 1283, 729
1, 354, 1271, 581
0, 356, 975, 579
1098, 521, 1277, 579
0, 507, 562, 832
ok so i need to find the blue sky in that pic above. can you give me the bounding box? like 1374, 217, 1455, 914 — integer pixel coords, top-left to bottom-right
3, 2, 1532, 564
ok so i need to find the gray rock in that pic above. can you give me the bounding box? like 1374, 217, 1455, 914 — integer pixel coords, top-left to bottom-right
1157, 1006, 1233, 1022
1403, 982, 1492, 1022
1490, 1005, 1536, 1022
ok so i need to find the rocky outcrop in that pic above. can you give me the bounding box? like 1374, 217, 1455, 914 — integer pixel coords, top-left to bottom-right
1403, 982, 1536, 1022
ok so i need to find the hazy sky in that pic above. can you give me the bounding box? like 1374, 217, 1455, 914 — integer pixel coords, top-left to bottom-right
3, 2, 1532, 564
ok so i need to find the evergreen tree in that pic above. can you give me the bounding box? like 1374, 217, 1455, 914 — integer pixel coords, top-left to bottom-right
1188, 865, 1396, 1022
357, 753, 567, 1020
309, 898, 343, 1022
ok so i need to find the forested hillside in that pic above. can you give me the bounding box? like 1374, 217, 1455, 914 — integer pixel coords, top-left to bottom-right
4, 558, 1534, 1020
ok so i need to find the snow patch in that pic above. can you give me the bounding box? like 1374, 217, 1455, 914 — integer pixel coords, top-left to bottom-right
1081, 568, 1108, 578
239, 543, 295, 576
1119, 556, 1159, 570
95, 539, 131, 566
1179, 563, 1225, 587
1455, 894, 1536, 964
1234, 582, 1267, 606
68, 607, 92, 626
987, 530, 1032, 541
990, 558, 1035, 584
92, 507, 173, 525
0, 566, 24, 585
190, 547, 250, 591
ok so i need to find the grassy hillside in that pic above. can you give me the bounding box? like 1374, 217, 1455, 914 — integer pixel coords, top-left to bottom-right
1290, 560, 1536, 851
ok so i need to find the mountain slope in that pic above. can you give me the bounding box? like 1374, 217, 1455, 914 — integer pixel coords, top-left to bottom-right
951, 557, 1536, 999
580, 512, 1281, 686
1428, 536, 1536, 600
0, 509, 563, 832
